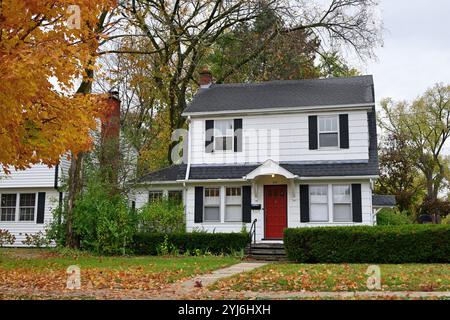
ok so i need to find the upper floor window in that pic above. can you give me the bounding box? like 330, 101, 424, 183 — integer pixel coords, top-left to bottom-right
214, 120, 233, 151
319, 116, 339, 148
1, 194, 17, 222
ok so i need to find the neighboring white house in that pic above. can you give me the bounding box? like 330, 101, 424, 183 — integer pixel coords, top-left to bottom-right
0, 159, 69, 246
133, 74, 394, 242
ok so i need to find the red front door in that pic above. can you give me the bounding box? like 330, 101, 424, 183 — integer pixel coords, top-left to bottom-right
264, 185, 287, 239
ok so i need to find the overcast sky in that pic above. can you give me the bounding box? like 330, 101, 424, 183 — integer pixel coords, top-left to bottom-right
353, 0, 450, 103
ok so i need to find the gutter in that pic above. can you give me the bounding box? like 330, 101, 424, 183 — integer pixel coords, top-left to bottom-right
182, 103, 375, 118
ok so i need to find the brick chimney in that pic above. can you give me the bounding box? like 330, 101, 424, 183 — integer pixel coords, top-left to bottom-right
199, 67, 213, 88
100, 90, 121, 186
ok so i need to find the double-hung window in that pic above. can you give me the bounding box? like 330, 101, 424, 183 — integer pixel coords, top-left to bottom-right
309, 185, 328, 222
214, 120, 233, 151
332, 185, 352, 222
1, 194, 17, 222
204, 188, 220, 222
168, 190, 183, 204
149, 191, 163, 203
19, 193, 36, 221
225, 187, 242, 222
318, 116, 339, 148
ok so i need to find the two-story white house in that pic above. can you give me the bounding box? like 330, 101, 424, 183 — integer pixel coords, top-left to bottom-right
134, 73, 394, 242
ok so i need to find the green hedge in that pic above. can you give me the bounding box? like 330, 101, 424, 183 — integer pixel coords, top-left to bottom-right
376, 208, 411, 225
131, 232, 250, 255
284, 225, 450, 263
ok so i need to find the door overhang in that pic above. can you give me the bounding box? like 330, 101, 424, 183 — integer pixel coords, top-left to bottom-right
243, 159, 298, 201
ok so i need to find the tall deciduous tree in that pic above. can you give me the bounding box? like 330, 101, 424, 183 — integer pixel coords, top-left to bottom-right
380, 84, 450, 206
0, 0, 115, 173
115, 0, 381, 164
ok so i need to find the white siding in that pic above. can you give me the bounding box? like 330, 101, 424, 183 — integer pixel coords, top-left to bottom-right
0, 188, 59, 246
183, 179, 373, 242
190, 111, 369, 165
0, 165, 57, 189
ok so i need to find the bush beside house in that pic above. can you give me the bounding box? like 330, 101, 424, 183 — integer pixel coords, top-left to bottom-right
131, 232, 250, 255
284, 225, 450, 263
376, 208, 412, 225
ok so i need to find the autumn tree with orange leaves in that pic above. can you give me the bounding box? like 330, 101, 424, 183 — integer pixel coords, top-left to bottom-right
0, 0, 116, 173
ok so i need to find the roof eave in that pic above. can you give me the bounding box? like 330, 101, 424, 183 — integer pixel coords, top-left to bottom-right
182, 103, 375, 118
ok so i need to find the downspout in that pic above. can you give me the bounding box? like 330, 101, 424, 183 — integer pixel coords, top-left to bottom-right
184, 116, 192, 228
185, 116, 192, 182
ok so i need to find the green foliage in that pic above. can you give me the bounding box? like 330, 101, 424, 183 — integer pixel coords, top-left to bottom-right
72, 178, 136, 255
284, 225, 450, 263
131, 232, 250, 256
0, 229, 16, 247
376, 208, 412, 225
137, 199, 185, 233
442, 215, 450, 224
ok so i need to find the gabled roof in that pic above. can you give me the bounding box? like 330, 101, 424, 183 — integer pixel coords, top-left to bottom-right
184, 76, 374, 115
372, 195, 396, 208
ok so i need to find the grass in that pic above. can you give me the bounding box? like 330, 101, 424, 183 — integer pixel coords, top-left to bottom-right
211, 263, 450, 292
0, 248, 239, 292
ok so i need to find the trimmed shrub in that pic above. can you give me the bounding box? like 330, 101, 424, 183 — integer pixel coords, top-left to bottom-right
376, 208, 412, 225
284, 225, 450, 263
131, 232, 250, 255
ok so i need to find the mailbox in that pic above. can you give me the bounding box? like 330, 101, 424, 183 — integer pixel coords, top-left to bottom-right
251, 204, 261, 210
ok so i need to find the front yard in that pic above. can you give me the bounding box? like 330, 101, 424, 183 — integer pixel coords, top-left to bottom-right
0, 248, 239, 299
211, 263, 450, 292
2, 248, 450, 300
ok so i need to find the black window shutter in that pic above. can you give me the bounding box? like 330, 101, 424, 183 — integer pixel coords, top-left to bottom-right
205, 120, 214, 153
194, 187, 204, 223
242, 186, 252, 223
352, 184, 362, 222
37, 192, 46, 224
300, 185, 310, 222
234, 119, 243, 152
308, 116, 318, 150
339, 114, 349, 149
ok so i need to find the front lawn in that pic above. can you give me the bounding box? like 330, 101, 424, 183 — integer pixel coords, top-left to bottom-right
0, 248, 239, 292
211, 263, 450, 292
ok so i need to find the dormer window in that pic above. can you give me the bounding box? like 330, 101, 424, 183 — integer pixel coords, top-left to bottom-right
318, 115, 339, 148
214, 119, 233, 151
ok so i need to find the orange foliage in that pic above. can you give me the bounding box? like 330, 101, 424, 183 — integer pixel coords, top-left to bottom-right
0, 0, 116, 172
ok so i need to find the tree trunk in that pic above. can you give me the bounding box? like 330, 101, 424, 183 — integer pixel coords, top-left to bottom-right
66, 152, 83, 248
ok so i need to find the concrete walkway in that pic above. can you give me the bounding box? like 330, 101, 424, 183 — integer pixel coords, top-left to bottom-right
179, 262, 268, 289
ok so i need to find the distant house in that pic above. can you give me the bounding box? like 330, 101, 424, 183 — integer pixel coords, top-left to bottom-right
133, 72, 395, 242
0, 161, 68, 246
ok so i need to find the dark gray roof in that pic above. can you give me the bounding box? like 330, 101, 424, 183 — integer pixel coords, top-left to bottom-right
373, 195, 396, 207
139, 108, 378, 182
184, 76, 374, 114
139, 164, 186, 182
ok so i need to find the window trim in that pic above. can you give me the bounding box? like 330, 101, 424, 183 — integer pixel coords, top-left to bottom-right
168, 190, 183, 204
318, 115, 340, 149
0, 193, 37, 223
203, 187, 221, 222
225, 186, 242, 223
309, 184, 329, 222
213, 119, 234, 153
148, 190, 164, 203
332, 184, 353, 222
18, 193, 37, 222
